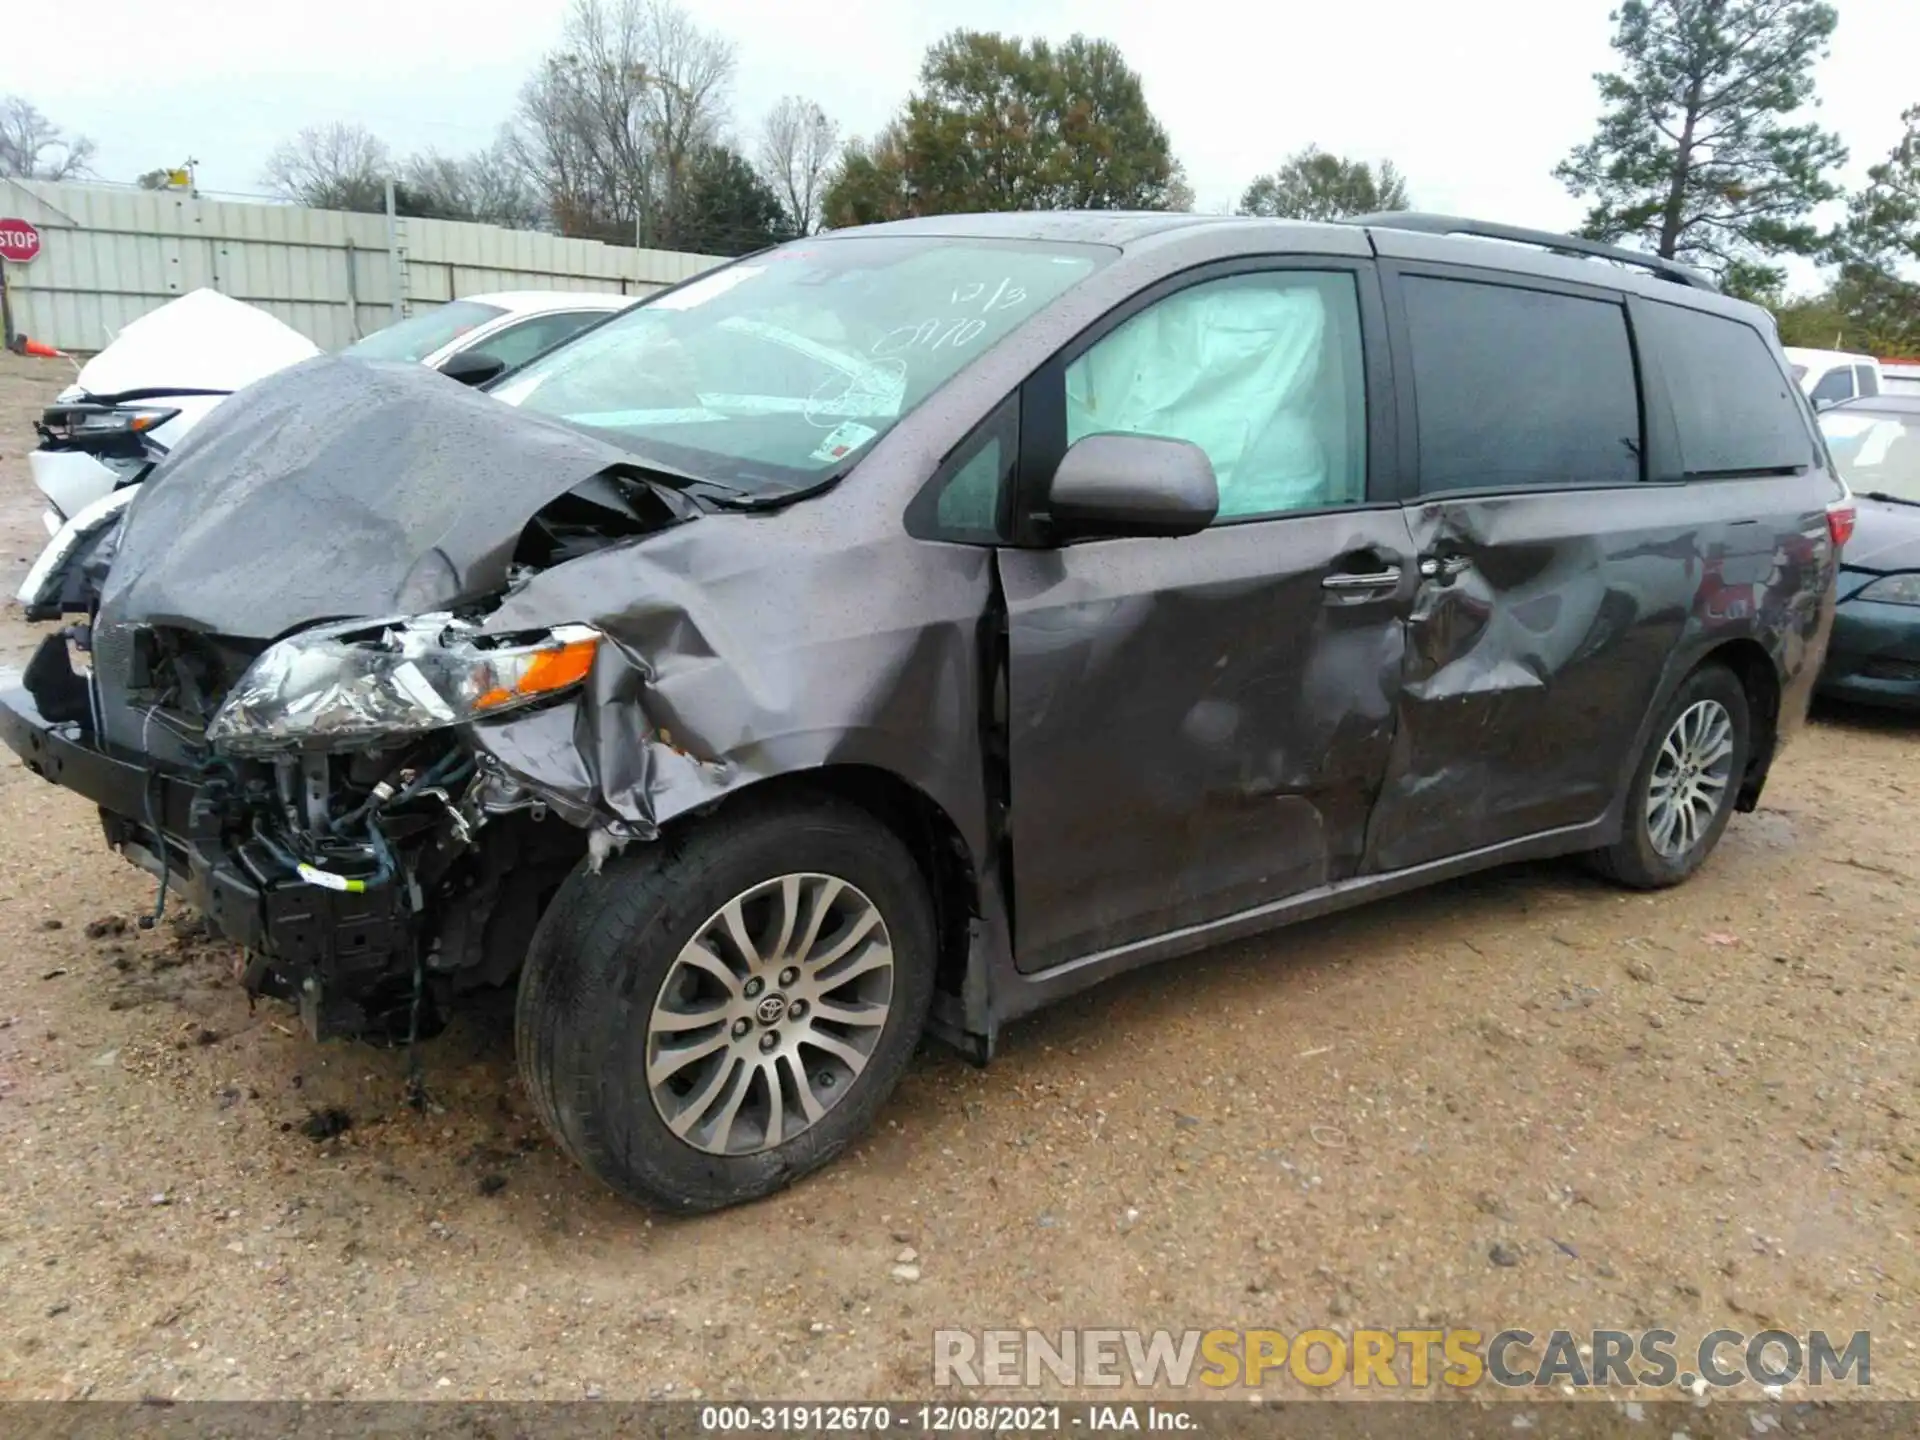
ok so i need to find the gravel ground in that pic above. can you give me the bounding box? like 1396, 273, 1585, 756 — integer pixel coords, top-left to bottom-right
0, 350, 1914, 1404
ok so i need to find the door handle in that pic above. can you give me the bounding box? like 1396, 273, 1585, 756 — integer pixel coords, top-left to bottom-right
1321, 568, 1402, 591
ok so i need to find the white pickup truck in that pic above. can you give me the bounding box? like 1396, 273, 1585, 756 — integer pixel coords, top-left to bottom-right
1883, 358, 1920, 397
1785, 346, 1887, 410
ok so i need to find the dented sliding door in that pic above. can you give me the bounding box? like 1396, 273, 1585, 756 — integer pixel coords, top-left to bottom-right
1360, 265, 1677, 873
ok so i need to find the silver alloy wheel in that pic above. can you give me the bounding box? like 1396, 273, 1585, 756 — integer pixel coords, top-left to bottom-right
1646, 698, 1736, 860
646, 873, 895, 1157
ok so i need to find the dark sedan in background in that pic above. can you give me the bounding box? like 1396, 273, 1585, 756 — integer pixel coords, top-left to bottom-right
1820, 394, 1920, 708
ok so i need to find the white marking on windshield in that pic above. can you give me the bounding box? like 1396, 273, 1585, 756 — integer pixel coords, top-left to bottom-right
649, 266, 765, 311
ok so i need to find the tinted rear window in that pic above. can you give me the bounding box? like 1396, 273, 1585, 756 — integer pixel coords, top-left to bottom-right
1639, 303, 1812, 476
1402, 277, 1641, 494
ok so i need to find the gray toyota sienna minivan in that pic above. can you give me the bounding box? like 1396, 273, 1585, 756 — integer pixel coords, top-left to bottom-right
2, 212, 1845, 1212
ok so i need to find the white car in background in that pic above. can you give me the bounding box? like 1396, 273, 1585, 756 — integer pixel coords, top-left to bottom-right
28, 289, 320, 532
334, 290, 635, 380
20, 289, 634, 620
1785, 346, 1886, 410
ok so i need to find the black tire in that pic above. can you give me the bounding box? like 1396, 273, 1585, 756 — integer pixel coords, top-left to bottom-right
1589, 663, 1751, 890
515, 794, 935, 1213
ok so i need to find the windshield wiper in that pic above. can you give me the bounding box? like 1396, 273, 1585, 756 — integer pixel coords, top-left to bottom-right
1859, 490, 1920, 508
699, 463, 851, 513
554, 417, 753, 499
597, 455, 762, 511
571, 418, 855, 513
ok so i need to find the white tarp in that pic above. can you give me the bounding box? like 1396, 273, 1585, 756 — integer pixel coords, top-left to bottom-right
71, 289, 321, 400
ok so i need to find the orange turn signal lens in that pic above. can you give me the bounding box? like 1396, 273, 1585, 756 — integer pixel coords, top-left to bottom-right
472, 630, 600, 713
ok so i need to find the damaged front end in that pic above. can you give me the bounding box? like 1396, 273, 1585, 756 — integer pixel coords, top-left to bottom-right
206, 613, 609, 1038
23, 610, 608, 1042
3, 355, 719, 1042
5, 336, 1001, 1074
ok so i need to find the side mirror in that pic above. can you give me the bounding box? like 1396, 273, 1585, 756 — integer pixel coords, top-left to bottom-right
439, 350, 507, 388
1045, 432, 1218, 541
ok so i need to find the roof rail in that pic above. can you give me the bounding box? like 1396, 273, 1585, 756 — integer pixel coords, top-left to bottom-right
1342, 212, 1717, 291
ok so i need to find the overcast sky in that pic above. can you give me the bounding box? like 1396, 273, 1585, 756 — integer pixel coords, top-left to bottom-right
13, 0, 1919, 254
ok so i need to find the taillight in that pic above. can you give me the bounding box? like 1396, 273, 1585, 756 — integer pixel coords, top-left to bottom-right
1827, 502, 1856, 548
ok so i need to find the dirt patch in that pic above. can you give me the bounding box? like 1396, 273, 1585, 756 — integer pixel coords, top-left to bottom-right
0, 351, 1913, 1403
0, 349, 71, 665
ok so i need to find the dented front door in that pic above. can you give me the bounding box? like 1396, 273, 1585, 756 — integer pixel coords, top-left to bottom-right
997, 258, 1409, 974
999, 509, 1417, 974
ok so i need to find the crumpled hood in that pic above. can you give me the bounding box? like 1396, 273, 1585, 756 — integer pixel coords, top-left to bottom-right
73, 288, 321, 400
1843, 499, 1920, 574
100, 354, 669, 639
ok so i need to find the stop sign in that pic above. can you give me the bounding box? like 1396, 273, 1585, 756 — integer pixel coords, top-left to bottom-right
0, 219, 42, 264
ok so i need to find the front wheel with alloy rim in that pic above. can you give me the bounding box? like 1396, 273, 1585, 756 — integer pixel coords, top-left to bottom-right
515, 797, 935, 1213
1589, 663, 1752, 890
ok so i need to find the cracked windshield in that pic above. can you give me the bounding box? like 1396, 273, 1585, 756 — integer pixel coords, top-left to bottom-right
492, 238, 1108, 491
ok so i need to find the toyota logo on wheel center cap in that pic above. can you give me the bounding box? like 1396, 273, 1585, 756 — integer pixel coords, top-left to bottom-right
756, 994, 788, 1025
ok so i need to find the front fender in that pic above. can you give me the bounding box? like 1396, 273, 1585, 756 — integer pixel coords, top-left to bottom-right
466, 516, 999, 870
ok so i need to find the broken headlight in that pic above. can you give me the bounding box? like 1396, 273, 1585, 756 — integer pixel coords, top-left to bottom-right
205, 614, 600, 754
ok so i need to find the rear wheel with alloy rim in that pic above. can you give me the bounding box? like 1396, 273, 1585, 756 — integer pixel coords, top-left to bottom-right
1590, 662, 1752, 890
1645, 699, 1736, 860
516, 797, 935, 1213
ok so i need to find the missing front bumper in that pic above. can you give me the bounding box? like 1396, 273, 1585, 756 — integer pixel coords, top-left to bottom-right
0, 672, 420, 1040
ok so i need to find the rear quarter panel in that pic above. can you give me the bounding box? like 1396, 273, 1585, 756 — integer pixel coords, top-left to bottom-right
1628, 472, 1834, 784
1377, 473, 1833, 870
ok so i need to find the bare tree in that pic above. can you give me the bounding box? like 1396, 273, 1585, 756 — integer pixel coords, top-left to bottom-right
263, 122, 393, 212
464, 136, 550, 230
510, 0, 735, 247
511, 57, 615, 236
634, 0, 734, 232
0, 95, 96, 181
552, 0, 664, 237
404, 132, 547, 229
756, 96, 838, 236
